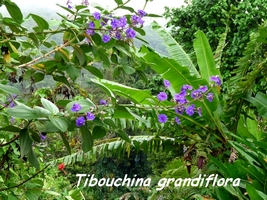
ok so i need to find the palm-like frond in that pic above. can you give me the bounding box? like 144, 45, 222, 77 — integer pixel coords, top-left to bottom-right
224, 22, 267, 132
50, 135, 181, 165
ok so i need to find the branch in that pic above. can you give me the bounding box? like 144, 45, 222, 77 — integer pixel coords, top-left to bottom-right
0, 164, 50, 192
0, 135, 19, 147
17, 41, 73, 69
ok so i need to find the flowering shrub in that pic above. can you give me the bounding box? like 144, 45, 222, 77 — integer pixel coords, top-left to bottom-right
156, 76, 221, 124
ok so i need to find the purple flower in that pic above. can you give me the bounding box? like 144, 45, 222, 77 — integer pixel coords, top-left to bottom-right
102, 34, 111, 43
40, 132, 46, 141
163, 80, 170, 87
82, 0, 89, 6
186, 104, 195, 116
88, 21, 95, 29
197, 107, 202, 116
181, 84, 193, 91
9, 101, 15, 108
86, 29, 95, 36
115, 31, 121, 40
93, 12, 101, 20
66, 0, 72, 9
175, 116, 181, 125
111, 18, 119, 29
100, 99, 107, 105
210, 75, 222, 86
131, 15, 144, 26
125, 28, 136, 39
71, 103, 81, 112
10, 117, 15, 124
198, 85, 208, 93
191, 89, 202, 99
86, 112, 95, 121
158, 114, 168, 123
137, 9, 147, 17
174, 93, 187, 105
157, 92, 168, 101
119, 16, 127, 28
206, 93, 214, 102
175, 105, 185, 115
76, 116, 85, 127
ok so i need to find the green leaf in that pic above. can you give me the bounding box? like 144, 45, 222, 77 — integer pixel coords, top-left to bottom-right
97, 50, 110, 67
4, 1, 23, 24
30, 14, 49, 31
116, 130, 131, 143
0, 83, 20, 95
193, 30, 221, 81
151, 21, 199, 77
92, 126, 107, 139
115, 45, 131, 57
120, 6, 135, 13
91, 79, 116, 103
0, 125, 21, 132
113, 106, 135, 119
84, 66, 103, 79
56, 4, 75, 15
245, 92, 267, 118
33, 106, 51, 117
246, 184, 264, 200
33, 72, 45, 83
48, 115, 68, 132
19, 129, 33, 158
7, 105, 38, 119
28, 148, 40, 169
59, 132, 71, 154
66, 65, 80, 81
28, 32, 39, 48
115, 0, 123, 5
66, 99, 96, 113
41, 98, 59, 114
103, 119, 116, 128
92, 78, 163, 106
72, 45, 85, 65
80, 125, 93, 153
122, 65, 135, 75
53, 75, 71, 88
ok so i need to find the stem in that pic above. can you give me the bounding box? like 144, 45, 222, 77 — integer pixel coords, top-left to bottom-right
17, 37, 76, 69
110, 0, 130, 13
0, 135, 19, 147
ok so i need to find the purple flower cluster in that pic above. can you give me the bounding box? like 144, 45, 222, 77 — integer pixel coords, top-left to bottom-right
71, 103, 95, 127
157, 76, 222, 124
84, 8, 147, 42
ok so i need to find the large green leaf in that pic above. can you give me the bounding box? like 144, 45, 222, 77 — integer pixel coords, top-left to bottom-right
246, 184, 264, 200
151, 21, 199, 77
245, 92, 267, 118
28, 148, 40, 169
19, 129, 33, 158
4, 1, 23, 24
80, 125, 94, 153
48, 115, 68, 132
142, 46, 218, 115
7, 104, 39, 119
0, 83, 20, 95
92, 78, 171, 106
41, 98, 59, 115
193, 30, 221, 81
30, 14, 49, 31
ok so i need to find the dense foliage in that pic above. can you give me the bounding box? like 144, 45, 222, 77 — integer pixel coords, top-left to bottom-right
0, 0, 267, 199
164, 0, 267, 92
